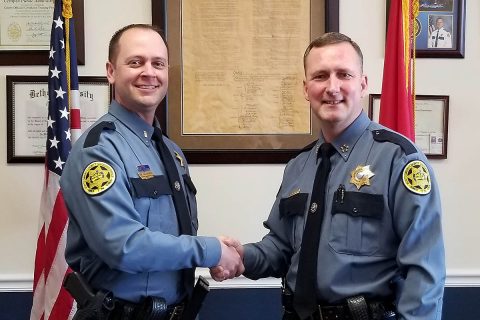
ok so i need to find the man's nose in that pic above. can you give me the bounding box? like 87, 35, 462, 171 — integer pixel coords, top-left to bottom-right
326, 76, 341, 93
141, 63, 156, 76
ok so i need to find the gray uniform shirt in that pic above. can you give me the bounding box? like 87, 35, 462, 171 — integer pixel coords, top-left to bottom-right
243, 112, 445, 320
61, 101, 221, 304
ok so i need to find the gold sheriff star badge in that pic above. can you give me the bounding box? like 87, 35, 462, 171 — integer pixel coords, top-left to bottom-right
350, 165, 375, 190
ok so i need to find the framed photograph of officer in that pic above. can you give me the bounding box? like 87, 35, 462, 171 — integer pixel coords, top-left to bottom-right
386, 0, 465, 58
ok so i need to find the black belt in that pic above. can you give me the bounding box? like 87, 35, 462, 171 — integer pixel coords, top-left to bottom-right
282, 293, 396, 320
110, 297, 184, 320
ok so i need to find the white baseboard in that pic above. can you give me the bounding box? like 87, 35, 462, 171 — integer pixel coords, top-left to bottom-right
2, 269, 480, 292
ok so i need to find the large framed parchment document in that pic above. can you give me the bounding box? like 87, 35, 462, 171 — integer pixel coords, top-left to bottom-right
368, 94, 449, 159
152, 0, 339, 163
0, 0, 85, 65
6, 75, 111, 163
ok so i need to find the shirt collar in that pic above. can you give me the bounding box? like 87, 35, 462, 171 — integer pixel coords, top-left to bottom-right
108, 100, 156, 145
329, 111, 371, 161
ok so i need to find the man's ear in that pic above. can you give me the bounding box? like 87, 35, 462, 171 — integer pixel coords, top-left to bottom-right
303, 79, 310, 101
106, 61, 115, 85
360, 74, 368, 98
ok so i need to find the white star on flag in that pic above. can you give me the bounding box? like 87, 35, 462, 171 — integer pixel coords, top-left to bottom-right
49, 136, 60, 149
54, 16, 63, 29
50, 66, 61, 78
55, 86, 66, 99
47, 116, 55, 128
59, 107, 69, 119
53, 156, 65, 169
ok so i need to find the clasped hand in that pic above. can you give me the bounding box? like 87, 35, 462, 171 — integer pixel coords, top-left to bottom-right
210, 236, 244, 282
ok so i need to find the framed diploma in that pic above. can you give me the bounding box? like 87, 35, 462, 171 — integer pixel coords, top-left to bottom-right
386, 0, 465, 58
368, 94, 449, 159
0, 0, 85, 65
152, 0, 339, 163
6, 75, 112, 163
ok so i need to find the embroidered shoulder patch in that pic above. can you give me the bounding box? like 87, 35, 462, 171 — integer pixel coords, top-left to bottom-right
402, 160, 431, 195
82, 161, 116, 195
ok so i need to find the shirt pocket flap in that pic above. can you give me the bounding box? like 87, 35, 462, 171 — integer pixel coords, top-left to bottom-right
332, 191, 383, 219
279, 193, 309, 218
130, 175, 171, 198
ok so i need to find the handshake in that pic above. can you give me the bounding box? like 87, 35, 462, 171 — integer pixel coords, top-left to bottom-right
210, 236, 244, 282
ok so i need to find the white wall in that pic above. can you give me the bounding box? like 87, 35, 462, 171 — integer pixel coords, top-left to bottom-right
1, 0, 479, 290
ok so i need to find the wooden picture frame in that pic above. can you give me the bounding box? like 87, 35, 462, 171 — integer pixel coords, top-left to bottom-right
386, 0, 465, 58
0, 0, 85, 65
152, 0, 339, 164
6, 75, 111, 163
368, 94, 449, 159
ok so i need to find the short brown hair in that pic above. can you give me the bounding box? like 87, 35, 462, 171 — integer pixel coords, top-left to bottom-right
303, 32, 364, 72
108, 24, 168, 63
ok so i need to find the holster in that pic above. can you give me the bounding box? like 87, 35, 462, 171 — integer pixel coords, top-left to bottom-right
72, 290, 115, 320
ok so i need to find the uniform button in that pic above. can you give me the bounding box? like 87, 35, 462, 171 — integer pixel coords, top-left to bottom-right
153, 190, 158, 195
352, 207, 359, 215
174, 181, 181, 191
310, 202, 318, 213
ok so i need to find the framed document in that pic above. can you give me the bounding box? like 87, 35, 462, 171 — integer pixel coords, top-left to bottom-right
386, 0, 465, 58
152, 0, 339, 163
0, 0, 85, 65
6, 75, 111, 163
368, 94, 449, 159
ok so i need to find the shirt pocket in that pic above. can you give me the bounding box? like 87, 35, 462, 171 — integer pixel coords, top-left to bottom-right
328, 191, 384, 256
279, 193, 308, 251
130, 175, 172, 225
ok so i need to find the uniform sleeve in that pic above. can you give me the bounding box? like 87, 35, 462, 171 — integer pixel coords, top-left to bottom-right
61, 142, 221, 273
391, 154, 445, 320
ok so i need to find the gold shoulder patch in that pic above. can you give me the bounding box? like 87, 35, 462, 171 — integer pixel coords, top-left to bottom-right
82, 161, 116, 195
402, 160, 431, 195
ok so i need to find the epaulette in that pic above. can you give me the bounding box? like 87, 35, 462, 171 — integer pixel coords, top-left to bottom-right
372, 129, 416, 155
84, 121, 116, 148
299, 139, 318, 153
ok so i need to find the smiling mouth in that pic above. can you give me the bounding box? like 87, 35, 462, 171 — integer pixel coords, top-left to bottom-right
323, 100, 343, 105
137, 85, 159, 89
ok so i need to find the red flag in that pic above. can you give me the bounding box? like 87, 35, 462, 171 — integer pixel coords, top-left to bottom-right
380, 0, 416, 141
31, 0, 80, 319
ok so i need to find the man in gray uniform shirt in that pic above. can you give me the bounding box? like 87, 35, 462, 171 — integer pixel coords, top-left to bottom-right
61, 24, 243, 319
212, 32, 445, 320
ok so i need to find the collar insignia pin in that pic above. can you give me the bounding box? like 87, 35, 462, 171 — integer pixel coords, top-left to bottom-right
340, 144, 349, 153
174, 151, 184, 167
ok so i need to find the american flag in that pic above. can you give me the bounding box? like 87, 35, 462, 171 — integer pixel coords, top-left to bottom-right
30, 0, 80, 319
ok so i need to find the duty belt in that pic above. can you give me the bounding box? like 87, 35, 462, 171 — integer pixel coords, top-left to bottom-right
282, 292, 397, 320
110, 297, 184, 320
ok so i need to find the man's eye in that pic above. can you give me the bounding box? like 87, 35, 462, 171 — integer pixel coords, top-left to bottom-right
313, 75, 327, 81
339, 73, 353, 79
128, 60, 141, 67
153, 61, 167, 69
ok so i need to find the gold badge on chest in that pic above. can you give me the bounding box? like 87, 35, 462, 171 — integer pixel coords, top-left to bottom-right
350, 165, 375, 190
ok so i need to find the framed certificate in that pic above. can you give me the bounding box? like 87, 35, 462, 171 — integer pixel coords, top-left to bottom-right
0, 0, 85, 65
152, 0, 339, 163
6, 75, 111, 163
368, 94, 449, 159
